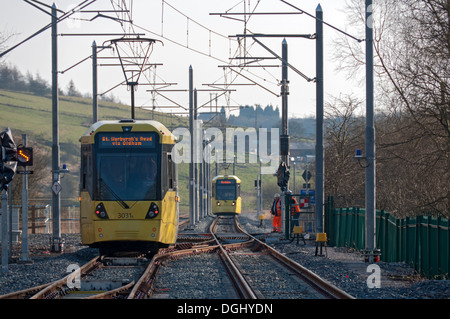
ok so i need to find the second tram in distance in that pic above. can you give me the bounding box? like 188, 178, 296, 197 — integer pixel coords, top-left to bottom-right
211, 175, 242, 215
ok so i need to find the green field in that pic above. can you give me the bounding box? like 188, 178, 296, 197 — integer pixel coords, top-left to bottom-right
0, 89, 285, 214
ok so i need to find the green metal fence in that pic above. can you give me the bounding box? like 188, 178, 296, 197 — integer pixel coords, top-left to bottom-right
325, 198, 449, 278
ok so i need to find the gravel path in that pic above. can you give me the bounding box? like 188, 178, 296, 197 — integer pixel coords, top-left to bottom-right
0, 213, 448, 299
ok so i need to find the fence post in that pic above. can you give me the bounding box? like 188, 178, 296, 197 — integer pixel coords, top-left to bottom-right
31, 205, 36, 234
447, 218, 450, 278
343, 208, 349, 247
384, 210, 389, 262
337, 208, 343, 247
406, 217, 411, 266
416, 216, 422, 274
325, 196, 335, 246
395, 217, 400, 262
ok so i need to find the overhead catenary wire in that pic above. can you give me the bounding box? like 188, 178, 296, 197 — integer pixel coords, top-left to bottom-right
0, 0, 98, 58
279, 0, 364, 43
122, 14, 281, 110
105, 0, 301, 115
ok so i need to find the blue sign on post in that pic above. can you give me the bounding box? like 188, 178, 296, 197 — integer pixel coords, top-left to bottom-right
300, 189, 315, 196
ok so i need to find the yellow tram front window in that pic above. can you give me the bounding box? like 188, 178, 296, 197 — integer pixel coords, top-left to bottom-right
215, 180, 238, 200
95, 132, 161, 201
98, 154, 159, 201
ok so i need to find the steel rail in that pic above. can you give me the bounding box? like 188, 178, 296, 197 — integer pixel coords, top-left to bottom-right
0, 256, 101, 299
234, 222, 355, 299
30, 256, 101, 299
128, 244, 220, 299
0, 282, 51, 299
87, 280, 135, 299
265, 247, 354, 299
209, 216, 258, 299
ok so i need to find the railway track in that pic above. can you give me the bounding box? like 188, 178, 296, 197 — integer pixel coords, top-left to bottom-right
0, 239, 218, 299
0, 255, 147, 299
147, 216, 354, 299
210, 216, 354, 299
0, 216, 354, 299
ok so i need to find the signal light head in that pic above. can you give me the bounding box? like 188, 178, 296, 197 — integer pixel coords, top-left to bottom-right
16, 147, 33, 166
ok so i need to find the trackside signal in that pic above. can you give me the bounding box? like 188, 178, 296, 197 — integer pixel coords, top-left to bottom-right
16, 147, 33, 166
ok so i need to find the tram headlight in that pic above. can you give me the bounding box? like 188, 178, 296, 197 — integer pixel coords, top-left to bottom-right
216, 201, 221, 206
231, 201, 236, 206
95, 203, 109, 219
146, 202, 159, 219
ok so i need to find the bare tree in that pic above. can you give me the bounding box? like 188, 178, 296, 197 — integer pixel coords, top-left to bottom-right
0, 30, 15, 65
324, 94, 365, 208
331, 0, 449, 217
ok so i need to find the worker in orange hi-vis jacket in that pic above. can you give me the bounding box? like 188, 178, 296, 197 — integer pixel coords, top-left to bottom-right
271, 193, 282, 232
286, 190, 301, 232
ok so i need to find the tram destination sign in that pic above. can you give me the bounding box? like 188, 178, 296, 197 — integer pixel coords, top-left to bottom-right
98, 132, 156, 148
218, 180, 236, 184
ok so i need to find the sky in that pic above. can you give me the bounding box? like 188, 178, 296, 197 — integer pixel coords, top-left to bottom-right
1, 0, 366, 119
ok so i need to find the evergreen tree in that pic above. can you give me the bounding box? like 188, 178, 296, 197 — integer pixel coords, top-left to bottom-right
66, 79, 82, 97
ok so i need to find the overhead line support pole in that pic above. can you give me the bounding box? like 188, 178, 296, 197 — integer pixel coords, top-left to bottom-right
281, 38, 290, 240
92, 41, 98, 123
194, 88, 199, 224
51, 3, 62, 253
365, 0, 377, 263
281, 38, 289, 167
189, 66, 195, 227
315, 4, 324, 234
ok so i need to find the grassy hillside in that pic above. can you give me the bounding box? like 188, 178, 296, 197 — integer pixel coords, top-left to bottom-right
0, 89, 286, 214
0, 89, 188, 205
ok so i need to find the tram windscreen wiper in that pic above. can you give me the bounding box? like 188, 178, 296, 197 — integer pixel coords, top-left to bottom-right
99, 178, 130, 209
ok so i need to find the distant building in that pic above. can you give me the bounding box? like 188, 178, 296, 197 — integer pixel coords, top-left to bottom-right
290, 142, 315, 158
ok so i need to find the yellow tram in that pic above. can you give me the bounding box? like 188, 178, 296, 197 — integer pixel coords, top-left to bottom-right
79, 119, 178, 254
211, 175, 242, 215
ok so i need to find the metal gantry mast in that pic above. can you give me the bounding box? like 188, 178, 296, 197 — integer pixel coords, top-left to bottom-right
365, 0, 377, 263
315, 4, 324, 234
51, 3, 62, 252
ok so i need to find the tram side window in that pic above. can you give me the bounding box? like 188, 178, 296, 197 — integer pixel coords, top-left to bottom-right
80, 145, 93, 195
162, 148, 177, 195
168, 153, 175, 190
